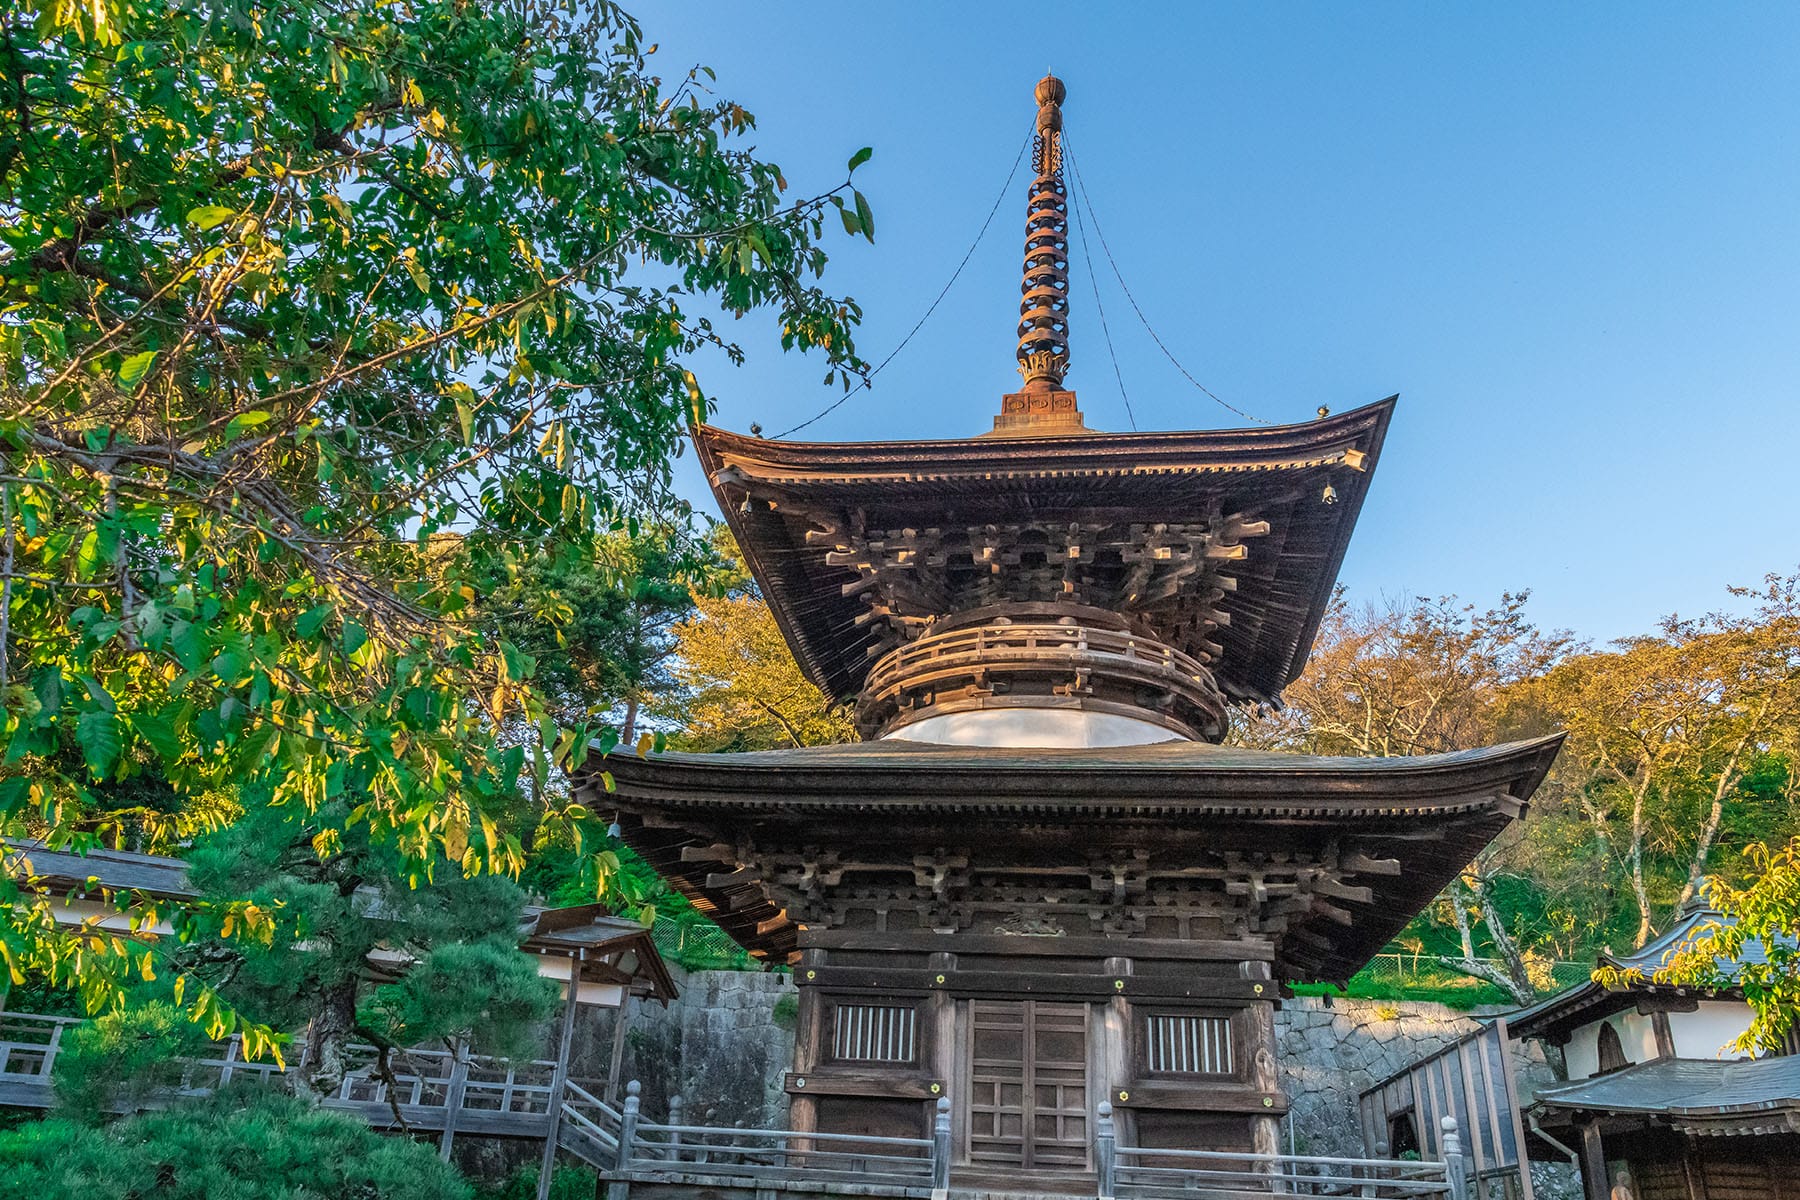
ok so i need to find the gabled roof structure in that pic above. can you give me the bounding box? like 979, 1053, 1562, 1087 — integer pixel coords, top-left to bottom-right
1506, 905, 1782, 1043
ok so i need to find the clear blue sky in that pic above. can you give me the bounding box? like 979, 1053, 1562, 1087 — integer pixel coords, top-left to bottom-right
641, 2, 1798, 644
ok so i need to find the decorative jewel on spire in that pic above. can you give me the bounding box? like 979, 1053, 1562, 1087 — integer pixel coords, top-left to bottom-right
1016, 73, 1070, 390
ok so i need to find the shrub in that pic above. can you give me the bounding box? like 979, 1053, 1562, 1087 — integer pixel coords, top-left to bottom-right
0, 1089, 472, 1200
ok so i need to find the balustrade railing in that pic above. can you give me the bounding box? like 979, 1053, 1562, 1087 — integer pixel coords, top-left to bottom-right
866, 621, 1218, 695
1095, 1101, 1470, 1200
0, 1009, 555, 1122
601, 1081, 950, 1197
0, 1012, 76, 1083
8, 1013, 1481, 1200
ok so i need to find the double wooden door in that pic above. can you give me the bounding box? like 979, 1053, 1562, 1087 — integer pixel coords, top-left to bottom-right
967, 1000, 1090, 1171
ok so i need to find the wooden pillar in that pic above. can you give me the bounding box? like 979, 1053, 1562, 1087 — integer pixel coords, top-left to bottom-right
788, 948, 827, 1135
537, 949, 584, 1200
438, 1037, 470, 1161
1651, 1010, 1677, 1060
603, 992, 631, 1104
1577, 1120, 1609, 1200
1244, 962, 1282, 1160
924, 950, 956, 1151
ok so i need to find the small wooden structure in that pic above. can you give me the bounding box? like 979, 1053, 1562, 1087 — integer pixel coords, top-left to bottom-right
1359, 1020, 1535, 1200
1365, 904, 1799, 1200
578, 74, 1562, 1192
1512, 905, 1795, 1200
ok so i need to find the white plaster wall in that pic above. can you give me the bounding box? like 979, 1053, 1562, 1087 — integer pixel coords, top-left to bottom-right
884, 707, 1183, 748
1669, 1001, 1754, 1060
1564, 1011, 1660, 1079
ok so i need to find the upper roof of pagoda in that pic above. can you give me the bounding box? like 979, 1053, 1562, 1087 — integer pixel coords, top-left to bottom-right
696, 396, 1394, 708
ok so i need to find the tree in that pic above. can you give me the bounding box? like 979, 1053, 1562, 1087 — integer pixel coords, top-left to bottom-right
0, 1088, 471, 1200
0, 0, 871, 1042
1237, 590, 1574, 1002
487, 529, 717, 739
1537, 568, 1800, 948
176, 803, 557, 1097
650, 533, 854, 751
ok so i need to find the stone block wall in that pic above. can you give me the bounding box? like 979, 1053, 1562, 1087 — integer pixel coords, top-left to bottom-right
1276, 996, 1485, 1157
614, 967, 798, 1127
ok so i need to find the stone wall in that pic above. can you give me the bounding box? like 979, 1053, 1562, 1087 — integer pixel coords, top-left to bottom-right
1276, 996, 1486, 1157
614, 967, 798, 1128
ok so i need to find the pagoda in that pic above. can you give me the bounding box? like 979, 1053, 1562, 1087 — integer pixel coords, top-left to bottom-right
581, 76, 1562, 1186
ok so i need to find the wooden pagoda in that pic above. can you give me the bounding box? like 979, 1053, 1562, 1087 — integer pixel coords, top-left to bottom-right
579, 74, 1561, 1188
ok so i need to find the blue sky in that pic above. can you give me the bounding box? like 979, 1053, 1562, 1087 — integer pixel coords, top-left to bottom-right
640, 3, 1799, 643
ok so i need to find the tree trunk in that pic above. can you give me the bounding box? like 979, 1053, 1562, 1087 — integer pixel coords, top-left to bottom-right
1440, 875, 1536, 1006
1676, 737, 1748, 913
1475, 870, 1536, 1000
1629, 770, 1657, 948
620, 694, 639, 746
295, 975, 360, 1101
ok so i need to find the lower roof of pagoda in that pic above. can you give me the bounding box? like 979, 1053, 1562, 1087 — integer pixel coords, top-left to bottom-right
580, 733, 1563, 981
695, 398, 1394, 709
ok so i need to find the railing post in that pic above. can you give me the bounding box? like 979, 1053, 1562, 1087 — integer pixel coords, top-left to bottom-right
1363, 1140, 1390, 1198
668, 1094, 684, 1162
606, 1080, 640, 1200
1095, 1100, 1117, 1200
539, 949, 584, 1200
1440, 1115, 1469, 1200
438, 1039, 470, 1162
931, 1095, 951, 1199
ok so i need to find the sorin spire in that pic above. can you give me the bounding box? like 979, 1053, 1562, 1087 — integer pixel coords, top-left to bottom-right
1016, 74, 1070, 390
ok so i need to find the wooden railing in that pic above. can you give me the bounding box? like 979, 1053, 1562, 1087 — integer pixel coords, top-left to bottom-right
0, 1011, 555, 1127
0, 1011, 77, 1086
557, 1079, 623, 1168
8, 1011, 1480, 1199
600, 1080, 950, 1198
866, 620, 1220, 696
1096, 1101, 1470, 1199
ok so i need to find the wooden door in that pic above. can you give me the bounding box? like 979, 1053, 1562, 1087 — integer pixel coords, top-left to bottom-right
968, 1000, 1090, 1171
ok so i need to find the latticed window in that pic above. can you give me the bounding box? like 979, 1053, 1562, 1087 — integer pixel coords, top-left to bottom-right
1145, 1013, 1234, 1076
831, 1003, 918, 1064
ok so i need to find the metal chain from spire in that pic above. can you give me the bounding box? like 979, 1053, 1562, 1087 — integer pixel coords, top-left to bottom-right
1015, 74, 1070, 390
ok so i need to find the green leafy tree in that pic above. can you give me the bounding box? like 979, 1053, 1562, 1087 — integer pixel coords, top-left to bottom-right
177, 803, 557, 1095
651, 532, 854, 752
487, 529, 717, 739
49, 1000, 209, 1122
0, 0, 872, 1041
0, 1088, 471, 1200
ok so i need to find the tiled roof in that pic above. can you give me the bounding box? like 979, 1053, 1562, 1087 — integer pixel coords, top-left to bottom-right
1533, 1055, 1800, 1133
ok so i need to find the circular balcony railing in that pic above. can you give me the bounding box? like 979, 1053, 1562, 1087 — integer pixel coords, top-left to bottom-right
857, 612, 1228, 743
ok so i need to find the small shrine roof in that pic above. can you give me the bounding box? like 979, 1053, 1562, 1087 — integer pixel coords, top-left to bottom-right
1505, 903, 1790, 1040
1530, 1055, 1800, 1136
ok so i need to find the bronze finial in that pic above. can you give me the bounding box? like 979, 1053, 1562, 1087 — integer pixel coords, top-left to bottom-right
1016, 73, 1070, 391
